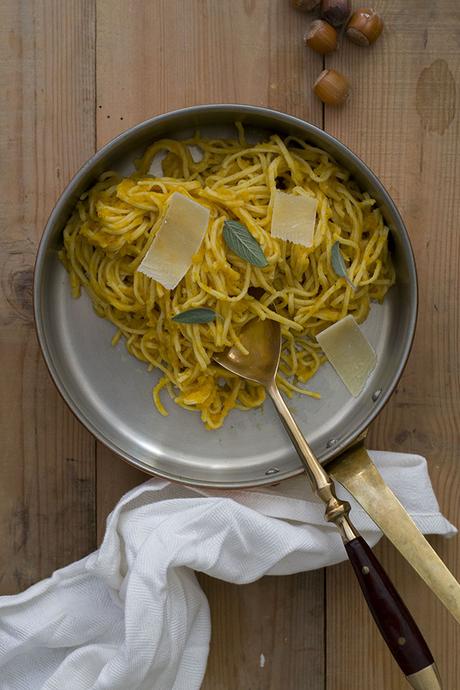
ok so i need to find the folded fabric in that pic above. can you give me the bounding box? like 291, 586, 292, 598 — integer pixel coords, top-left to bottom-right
0, 452, 455, 690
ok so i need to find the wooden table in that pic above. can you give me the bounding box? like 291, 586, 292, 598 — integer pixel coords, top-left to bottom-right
1, 1, 459, 687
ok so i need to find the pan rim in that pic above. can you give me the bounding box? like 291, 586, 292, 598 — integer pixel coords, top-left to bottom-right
34, 103, 418, 488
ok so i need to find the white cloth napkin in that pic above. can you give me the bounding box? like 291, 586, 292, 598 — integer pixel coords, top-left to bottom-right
0, 452, 455, 690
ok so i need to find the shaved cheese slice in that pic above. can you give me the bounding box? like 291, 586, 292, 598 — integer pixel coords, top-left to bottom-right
316, 315, 376, 397
137, 192, 210, 290
270, 190, 317, 247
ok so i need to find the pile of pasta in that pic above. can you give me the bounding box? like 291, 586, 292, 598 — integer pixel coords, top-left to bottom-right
60, 126, 394, 429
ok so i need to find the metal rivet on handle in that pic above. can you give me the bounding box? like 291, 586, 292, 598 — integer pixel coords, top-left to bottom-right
327, 438, 337, 448
265, 467, 280, 476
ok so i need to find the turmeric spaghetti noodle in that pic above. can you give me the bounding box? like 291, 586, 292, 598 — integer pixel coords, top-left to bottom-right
60, 126, 394, 429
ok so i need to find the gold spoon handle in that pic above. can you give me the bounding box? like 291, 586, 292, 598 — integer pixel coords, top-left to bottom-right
267, 381, 442, 689
267, 381, 355, 535
268, 383, 339, 501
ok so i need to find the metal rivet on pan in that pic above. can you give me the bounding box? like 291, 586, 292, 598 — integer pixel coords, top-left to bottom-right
372, 389, 382, 402
327, 438, 337, 448
362, 566, 370, 575
265, 467, 280, 476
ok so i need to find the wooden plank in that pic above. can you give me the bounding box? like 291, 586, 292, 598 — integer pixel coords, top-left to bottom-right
95, 0, 322, 145
0, 0, 96, 593
197, 572, 324, 690
95, 2, 325, 687
96, 457, 146, 543
324, 1, 460, 687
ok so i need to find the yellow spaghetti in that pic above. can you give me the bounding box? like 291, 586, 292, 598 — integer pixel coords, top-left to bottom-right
60, 126, 394, 429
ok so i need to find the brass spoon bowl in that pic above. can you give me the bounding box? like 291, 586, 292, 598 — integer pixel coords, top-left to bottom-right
214, 318, 441, 690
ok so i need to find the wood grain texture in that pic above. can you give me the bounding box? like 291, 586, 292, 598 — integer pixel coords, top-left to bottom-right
95, 2, 325, 688
95, 0, 322, 144
0, 0, 96, 593
325, 1, 460, 688
197, 572, 324, 690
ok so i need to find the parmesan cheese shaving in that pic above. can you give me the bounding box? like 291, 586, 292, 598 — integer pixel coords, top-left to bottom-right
138, 192, 210, 289
270, 190, 317, 247
316, 315, 377, 396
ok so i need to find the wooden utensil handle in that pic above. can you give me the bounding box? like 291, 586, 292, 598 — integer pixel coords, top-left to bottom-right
345, 537, 436, 678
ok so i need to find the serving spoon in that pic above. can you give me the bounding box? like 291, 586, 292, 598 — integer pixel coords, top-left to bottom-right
214, 317, 442, 690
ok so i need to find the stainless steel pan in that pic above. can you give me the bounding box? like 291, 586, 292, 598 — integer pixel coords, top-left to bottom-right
34, 104, 417, 488
35, 105, 460, 634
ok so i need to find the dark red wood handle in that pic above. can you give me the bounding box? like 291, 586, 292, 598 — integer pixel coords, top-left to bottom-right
345, 537, 434, 677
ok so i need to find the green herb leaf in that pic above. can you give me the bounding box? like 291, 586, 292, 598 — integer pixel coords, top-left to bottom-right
223, 220, 269, 268
172, 308, 220, 324
331, 241, 356, 291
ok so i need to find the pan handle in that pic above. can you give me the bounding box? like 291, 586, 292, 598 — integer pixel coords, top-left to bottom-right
328, 441, 460, 625
267, 385, 441, 689
345, 536, 442, 689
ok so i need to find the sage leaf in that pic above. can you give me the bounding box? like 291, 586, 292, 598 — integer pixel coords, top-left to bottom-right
223, 220, 268, 268
172, 308, 220, 324
331, 241, 356, 291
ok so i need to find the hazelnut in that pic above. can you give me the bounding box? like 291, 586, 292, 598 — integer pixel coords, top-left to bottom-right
304, 20, 338, 54
320, 0, 351, 27
291, 0, 321, 10
313, 69, 350, 106
346, 8, 384, 46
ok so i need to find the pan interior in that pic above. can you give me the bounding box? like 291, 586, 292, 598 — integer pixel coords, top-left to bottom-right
35, 107, 416, 487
